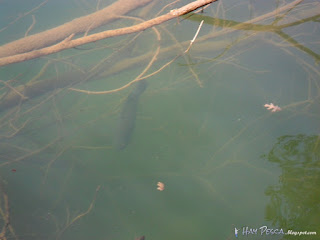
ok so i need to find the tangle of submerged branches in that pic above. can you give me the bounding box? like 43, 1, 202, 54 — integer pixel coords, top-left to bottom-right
69, 44, 161, 95
56, 185, 101, 239
0, 0, 153, 60
0, 80, 28, 100
69, 16, 161, 95
0, 118, 30, 139
69, 18, 205, 95
1, 0, 315, 112
0, 0, 216, 66
193, 0, 305, 42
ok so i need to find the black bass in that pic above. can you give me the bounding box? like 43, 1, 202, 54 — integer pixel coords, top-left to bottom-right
114, 80, 147, 150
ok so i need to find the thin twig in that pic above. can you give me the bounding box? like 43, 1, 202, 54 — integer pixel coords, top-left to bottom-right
185, 20, 204, 53
0, 80, 28, 100
25, 15, 36, 37
96, 0, 102, 11
57, 186, 101, 239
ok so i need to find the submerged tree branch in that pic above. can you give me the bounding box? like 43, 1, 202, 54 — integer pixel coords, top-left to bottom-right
0, 0, 153, 59
0, 0, 216, 67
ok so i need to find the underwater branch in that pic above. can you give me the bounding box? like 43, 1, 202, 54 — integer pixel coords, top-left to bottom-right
0, 0, 217, 67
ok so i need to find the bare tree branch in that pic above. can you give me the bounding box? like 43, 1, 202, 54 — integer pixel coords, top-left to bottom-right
0, 0, 216, 67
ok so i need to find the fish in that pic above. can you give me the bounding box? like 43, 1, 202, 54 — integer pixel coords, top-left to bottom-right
113, 80, 147, 150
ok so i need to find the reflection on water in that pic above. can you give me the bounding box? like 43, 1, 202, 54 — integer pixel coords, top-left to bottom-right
0, 0, 319, 239
265, 134, 320, 235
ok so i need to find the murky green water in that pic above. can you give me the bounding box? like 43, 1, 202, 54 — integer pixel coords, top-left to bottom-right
0, 0, 319, 239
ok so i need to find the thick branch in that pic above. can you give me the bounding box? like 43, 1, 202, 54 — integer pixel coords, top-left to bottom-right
0, 0, 216, 67
0, 0, 153, 58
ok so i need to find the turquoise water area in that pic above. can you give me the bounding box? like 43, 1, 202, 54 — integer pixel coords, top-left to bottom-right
0, 0, 319, 239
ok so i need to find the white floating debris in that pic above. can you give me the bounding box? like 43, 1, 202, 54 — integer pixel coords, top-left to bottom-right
264, 103, 282, 112
157, 182, 165, 191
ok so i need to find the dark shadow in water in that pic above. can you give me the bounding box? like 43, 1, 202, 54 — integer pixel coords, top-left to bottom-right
113, 80, 147, 150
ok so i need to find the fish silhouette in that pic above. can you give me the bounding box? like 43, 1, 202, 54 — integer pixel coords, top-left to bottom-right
114, 80, 147, 150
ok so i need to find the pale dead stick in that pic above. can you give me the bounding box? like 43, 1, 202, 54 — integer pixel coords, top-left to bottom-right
185, 20, 205, 87
185, 20, 204, 53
